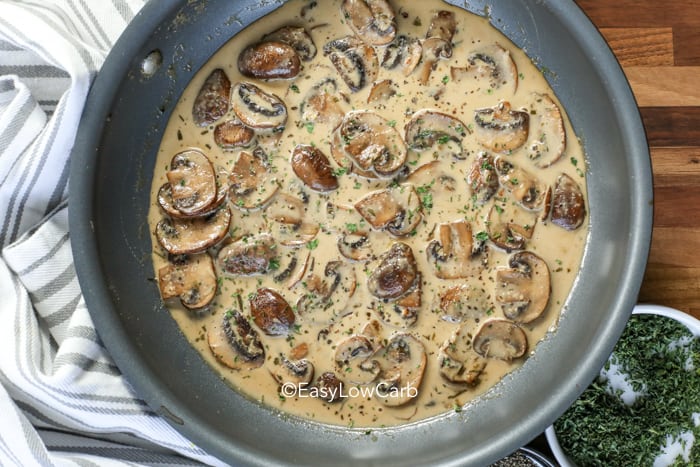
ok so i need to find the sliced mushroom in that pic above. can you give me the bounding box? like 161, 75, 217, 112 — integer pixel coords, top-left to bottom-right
367, 79, 397, 104
334, 335, 380, 384
526, 93, 566, 167
368, 242, 419, 301
354, 184, 422, 236
217, 232, 277, 275
192, 68, 231, 127
474, 102, 529, 153
426, 220, 487, 279
495, 251, 551, 323
341, 0, 396, 46
296, 260, 356, 323
262, 25, 317, 61
405, 110, 469, 160
272, 355, 315, 386
231, 82, 287, 131
323, 35, 378, 92
372, 333, 426, 406
381, 35, 422, 76
165, 150, 217, 216
472, 319, 528, 361
156, 208, 231, 255
315, 372, 345, 402
494, 156, 550, 212
238, 41, 301, 80
214, 119, 256, 149
337, 232, 373, 261
300, 77, 347, 127
417, 11, 456, 85
331, 110, 407, 178
438, 323, 488, 385
375, 275, 421, 328
158, 163, 227, 218
291, 144, 339, 192
158, 254, 217, 310
250, 287, 295, 336
486, 201, 537, 252
451, 43, 518, 95
208, 309, 265, 370
406, 161, 458, 203
228, 149, 279, 210
467, 152, 499, 204
437, 282, 491, 324
266, 193, 319, 247
551, 173, 586, 230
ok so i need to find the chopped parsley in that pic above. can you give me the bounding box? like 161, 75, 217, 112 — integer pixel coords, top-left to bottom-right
306, 239, 319, 250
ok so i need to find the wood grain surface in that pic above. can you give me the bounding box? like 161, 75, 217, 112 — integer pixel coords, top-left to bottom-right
577, 0, 700, 319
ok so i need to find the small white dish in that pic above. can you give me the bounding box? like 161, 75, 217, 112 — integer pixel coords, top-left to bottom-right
545, 304, 700, 467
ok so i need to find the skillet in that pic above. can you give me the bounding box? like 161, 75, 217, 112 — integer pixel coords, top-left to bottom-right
69, 0, 652, 465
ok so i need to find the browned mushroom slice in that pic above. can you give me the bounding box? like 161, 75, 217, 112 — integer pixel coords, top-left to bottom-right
417, 11, 456, 85
527, 93, 566, 167
158, 170, 227, 219
474, 102, 529, 153
231, 82, 287, 131
473, 319, 528, 361
367, 79, 397, 104
354, 184, 421, 236
368, 242, 419, 301
296, 260, 356, 323
315, 371, 345, 402
208, 309, 265, 370
192, 68, 231, 127
249, 287, 295, 336
437, 282, 491, 324
262, 26, 317, 61
158, 254, 217, 310
217, 232, 276, 275
238, 41, 301, 80
228, 149, 279, 210
156, 208, 231, 255
551, 173, 586, 230
266, 193, 319, 247
438, 323, 488, 385
165, 150, 217, 216
496, 251, 551, 323
214, 119, 256, 149
323, 35, 378, 92
406, 161, 458, 203
272, 355, 315, 386
405, 110, 469, 160
486, 201, 537, 252
341, 0, 396, 46
373, 333, 426, 406
467, 152, 499, 204
375, 275, 421, 328
494, 156, 549, 212
300, 78, 346, 127
335, 335, 380, 384
337, 232, 373, 261
451, 43, 518, 95
331, 110, 407, 178
381, 35, 422, 76
426, 220, 487, 279
291, 144, 339, 192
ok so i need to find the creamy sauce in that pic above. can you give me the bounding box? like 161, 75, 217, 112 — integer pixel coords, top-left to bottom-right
149, 0, 588, 428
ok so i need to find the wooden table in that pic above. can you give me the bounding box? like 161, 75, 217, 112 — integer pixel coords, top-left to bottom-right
575, 0, 700, 320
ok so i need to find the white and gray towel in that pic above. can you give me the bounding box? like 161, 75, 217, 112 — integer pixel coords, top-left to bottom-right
0, 1, 224, 465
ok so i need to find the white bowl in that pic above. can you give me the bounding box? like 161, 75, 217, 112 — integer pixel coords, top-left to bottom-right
545, 304, 700, 466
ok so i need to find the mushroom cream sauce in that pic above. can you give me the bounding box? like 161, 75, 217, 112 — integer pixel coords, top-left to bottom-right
149, 0, 588, 428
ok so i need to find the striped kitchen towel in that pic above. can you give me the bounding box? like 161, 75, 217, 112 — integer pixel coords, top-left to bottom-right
0, 1, 224, 465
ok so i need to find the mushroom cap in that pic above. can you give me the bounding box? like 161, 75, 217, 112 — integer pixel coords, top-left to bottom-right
315, 372, 345, 402
238, 41, 301, 80
158, 163, 227, 219
341, 0, 397, 46
372, 333, 427, 406
228, 149, 279, 210
375, 275, 421, 328
494, 156, 549, 212
155, 207, 231, 255
337, 232, 373, 262
165, 149, 217, 217
437, 283, 490, 324
157, 253, 217, 310
300, 77, 347, 127
472, 318, 528, 361
367, 79, 397, 104
250, 287, 296, 336
474, 101, 529, 152
495, 251, 551, 323
486, 200, 537, 252
368, 242, 419, 300
291, 144, 339, 192
296, 260, 356, 324
262, 25, 317, 62
334, 335, 379, 384
230, 82, 287, 131
217, 232, 277, 276
426, 220, 487, 279
438, 323, 487, 384
266, 192, 320, 247
323, 35, 378, 92
451, 43, 518, 95
416, 11, 456, 84
551, 173, 586, 230
214, 119, 256, 149
404, 109, 469, 160
192, 68, 231, 127
273, 356, 315, 386
467, 151, 499, 205
354, 184, 422, 236
526, 93, 566, 168
381, 34, 422, 76
207, 310, 265, 370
